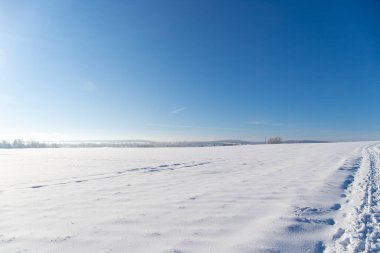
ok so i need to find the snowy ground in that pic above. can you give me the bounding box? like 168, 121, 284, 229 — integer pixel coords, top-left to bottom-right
0, 141, 378, 253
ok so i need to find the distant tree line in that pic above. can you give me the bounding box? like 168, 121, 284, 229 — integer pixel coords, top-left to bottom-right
0, 138, 328, 149
0, 139, 258, 149
0, 139, 50, 149
0, 139, 248, 149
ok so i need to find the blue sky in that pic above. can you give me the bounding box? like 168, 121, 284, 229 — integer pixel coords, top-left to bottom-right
0, 0, 379, 141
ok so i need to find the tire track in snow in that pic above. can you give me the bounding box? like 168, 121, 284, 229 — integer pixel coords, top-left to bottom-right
327, 143, 380, 252
1, 161, 211, 192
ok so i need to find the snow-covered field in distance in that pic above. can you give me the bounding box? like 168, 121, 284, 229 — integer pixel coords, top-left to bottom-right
0, 141, 378, 252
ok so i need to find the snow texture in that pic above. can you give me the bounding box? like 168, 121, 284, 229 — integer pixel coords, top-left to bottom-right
0, 142, 378, 252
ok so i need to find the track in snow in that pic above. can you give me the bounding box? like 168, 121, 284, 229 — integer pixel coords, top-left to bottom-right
327, 143, 380, 252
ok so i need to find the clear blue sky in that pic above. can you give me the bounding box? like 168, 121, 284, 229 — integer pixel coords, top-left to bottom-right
0, 0, 379, 141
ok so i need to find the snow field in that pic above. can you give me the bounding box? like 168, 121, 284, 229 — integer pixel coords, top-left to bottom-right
0, 142, 375, 252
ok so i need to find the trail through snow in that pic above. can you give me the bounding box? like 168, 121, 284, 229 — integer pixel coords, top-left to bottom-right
326, 143, 380, 252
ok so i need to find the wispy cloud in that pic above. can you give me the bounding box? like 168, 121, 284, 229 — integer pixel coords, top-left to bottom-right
148, 123, 242, 131
171, 107, 187, 114
248, 120, 284, 126
0, 33, 43, 44
248, 120, 270, 125
81, 80, 97, 93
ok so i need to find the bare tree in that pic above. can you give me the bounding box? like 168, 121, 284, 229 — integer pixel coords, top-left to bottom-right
267, 137, 282, 144
13, 139, 25, 148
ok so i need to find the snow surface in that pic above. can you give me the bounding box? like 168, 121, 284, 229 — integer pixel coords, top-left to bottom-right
0, 142, 378, 252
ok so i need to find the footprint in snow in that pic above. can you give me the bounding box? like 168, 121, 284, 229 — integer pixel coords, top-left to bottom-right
314, 241, 326, 253
332, 228, 345, 240
295, 217, 335, 225
30, 185, 45, 189
295, 203, 341, 216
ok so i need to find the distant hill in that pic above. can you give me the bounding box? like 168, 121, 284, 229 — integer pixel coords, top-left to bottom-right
283, 140, 331, 144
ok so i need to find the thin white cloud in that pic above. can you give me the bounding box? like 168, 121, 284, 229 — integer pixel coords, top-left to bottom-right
248, 120, 269, 125
0, 33, 44, 44
81, 80, 97, 93
171, 107, 187, 114
248, 120, 284, 126
148, 123, 242, 131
